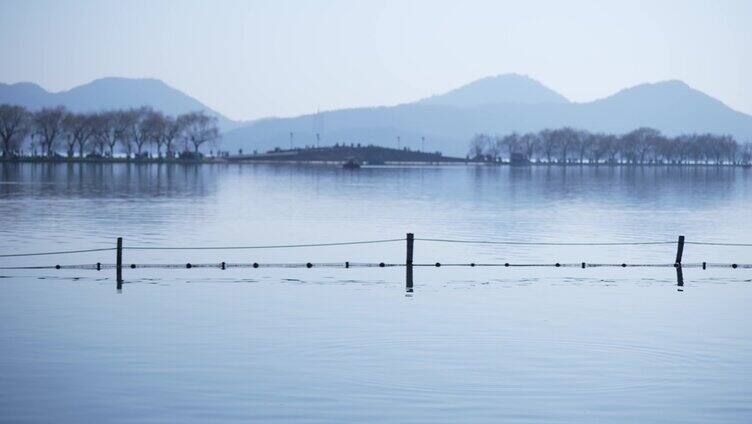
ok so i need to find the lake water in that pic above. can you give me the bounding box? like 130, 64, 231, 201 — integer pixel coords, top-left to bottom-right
1, 162, 751, 423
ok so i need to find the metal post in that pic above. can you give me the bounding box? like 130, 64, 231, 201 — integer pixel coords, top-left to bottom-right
406, 233, 414, 292
675, 235, 685, 265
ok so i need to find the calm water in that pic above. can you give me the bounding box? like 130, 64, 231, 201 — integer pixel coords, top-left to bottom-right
1, 162, 751, 423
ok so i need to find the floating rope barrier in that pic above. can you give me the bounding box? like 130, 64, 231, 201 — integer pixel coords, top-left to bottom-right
0, 235, 750, 293
3, 237, 752, 259
2, 262, 750, 271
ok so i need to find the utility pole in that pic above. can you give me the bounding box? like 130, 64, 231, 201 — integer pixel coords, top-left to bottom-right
421, 136, 425, 152
397, 136, 401, 149
289, 132, 293, 150
316, 133, 320, 148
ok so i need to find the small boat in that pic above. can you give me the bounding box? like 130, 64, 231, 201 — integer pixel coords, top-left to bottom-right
343, 158, 361, 169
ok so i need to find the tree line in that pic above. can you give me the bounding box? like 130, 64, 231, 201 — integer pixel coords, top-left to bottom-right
0, 104, 221, 159
468, 127, 752, 165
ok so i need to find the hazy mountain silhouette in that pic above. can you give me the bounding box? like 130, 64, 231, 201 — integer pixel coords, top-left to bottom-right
418, 74, 569, 107
574, 80, 752, 136
221, 76, 752, 156
3, 74, 751, 156
0, 77, 240, 131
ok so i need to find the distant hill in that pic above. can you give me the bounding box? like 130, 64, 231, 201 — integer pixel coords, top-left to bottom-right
0, 77, 241, 131
222, 76, 752, 156
418, 73, 569, 107
4, 74, 751, 156
573, 80, 752, 137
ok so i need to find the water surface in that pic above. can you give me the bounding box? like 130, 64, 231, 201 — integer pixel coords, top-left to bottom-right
1, 163, 751, 423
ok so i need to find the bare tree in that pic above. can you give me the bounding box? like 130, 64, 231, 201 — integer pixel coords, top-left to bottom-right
583, 132, 604, 164
33, 106, 67, 157
162, 115, 184, 158
486, 136, 502, 162
519, 132, 539, 161
0, 104, 31, 157
468, 133, 490, 160
551, 127, 578, 163
741, 143, 752, 165
179, 111, 219, 154
539, 129, 557, 163
92, 111, 119, 156
499, 133, 519, 161
600, 134, 619, 164
115, 109, 138, 158
130, 107, 154, 158
622, 127, 661, 164
62, 112, 96, 158
142, 109, 166, 158
574, 129, 591, 163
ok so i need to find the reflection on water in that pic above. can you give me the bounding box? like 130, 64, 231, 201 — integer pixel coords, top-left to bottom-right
0, 162, 219, 198
0, 162, 745, 202
1, 163, 751, 423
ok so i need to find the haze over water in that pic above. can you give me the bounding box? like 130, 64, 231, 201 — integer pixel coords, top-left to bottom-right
1, 162, 751, 422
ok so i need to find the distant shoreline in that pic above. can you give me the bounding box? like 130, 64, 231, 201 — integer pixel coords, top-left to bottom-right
2, 156, 750, 168
0, 156, 219, 164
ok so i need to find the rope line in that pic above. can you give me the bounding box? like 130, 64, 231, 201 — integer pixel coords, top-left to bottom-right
685, 242, 752, 247
0, 248, 116, 258
2, 262, 750, 271
122, 238, 406, 251
414, 238, 676, 246
4, 238, 752, 259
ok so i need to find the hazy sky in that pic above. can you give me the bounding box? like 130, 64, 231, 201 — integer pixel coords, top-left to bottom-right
1, 0, 750, 120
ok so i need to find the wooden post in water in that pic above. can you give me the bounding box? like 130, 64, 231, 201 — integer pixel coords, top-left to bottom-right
116, 237, 123, 287
676, 265, 684, 290
675, 235, 685, 265
675, 235, 685, 291
406, 233, 414, 292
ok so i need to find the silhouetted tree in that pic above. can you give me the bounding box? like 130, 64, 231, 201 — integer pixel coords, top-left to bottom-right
142, 109, 166, 158
130, 107, 154, 158
519, 132, 538, 161
92, 111, 118, 156
499, 133, 519, 160
115, 109, 138, 158
33, 106, 67, 157
62, 112, 96, 158
468, 133, 490, 160
486, 135, 502, 162
161, 115, 184, 158
179, 111, 219, 154
741, 143, 752, 165
552, 127, 578, 163
539, 129, 557, 163
468, 127, 743, 166
622, 127, 661, 164
0, 104, 31, 157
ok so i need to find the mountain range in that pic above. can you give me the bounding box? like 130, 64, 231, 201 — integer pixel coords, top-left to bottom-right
0, 77, 241, 131
2, 74, 751, 156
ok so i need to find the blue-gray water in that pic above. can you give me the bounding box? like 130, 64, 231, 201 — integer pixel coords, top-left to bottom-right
1, 163, 751, 423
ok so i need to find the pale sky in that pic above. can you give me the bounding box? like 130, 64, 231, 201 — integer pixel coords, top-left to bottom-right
1, 0, 750, 120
